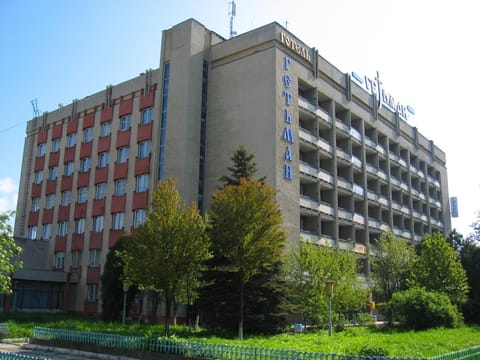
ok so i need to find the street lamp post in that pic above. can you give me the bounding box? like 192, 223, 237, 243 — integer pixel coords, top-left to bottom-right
122, 280, 130, 325
325, 279, 335, 336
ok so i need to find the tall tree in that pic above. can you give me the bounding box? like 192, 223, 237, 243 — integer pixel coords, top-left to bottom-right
0, 212, 22, 294
412, 232, 469, 307
371, 231, 415, 302
287, 241, 368, 326
209, 178, 287, 339
459, 239, 480, 322
219, 145, 265, 187
119, 179, 211, 335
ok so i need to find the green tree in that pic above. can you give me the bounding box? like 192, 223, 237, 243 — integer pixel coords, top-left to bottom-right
0, 212, 22, 294
209, 178, 287, 339
371, 231, 415, 301
101, 235, 137, 322
459, 239, 480, 322
412, 232, 469, 307
219, 145, 265, 187
119, 179, 211, 335
287, 241, 368, 326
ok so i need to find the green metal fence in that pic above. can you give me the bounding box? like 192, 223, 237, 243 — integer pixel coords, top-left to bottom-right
32, 327, 480, 360
0, 352, 52, 360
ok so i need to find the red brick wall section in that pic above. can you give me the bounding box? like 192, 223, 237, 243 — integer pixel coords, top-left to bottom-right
48, 152, 60, 166
34, 156, 45, 171
37, 130, 48, 144
74, 203, 87, 218
139, 90, 155, 110
89, 231, 103, 249
80, 142, 93, 158
119, 98, 133, 117
101, 107, 113, 122
91, 199, 106, 216
63, 147, 76, 162
45, 180, 57, 195
135, 157, 150, 175
94, 167, 108, 184
42, 208, 54, 224
52, 123, 63, 139
54, 236, 67, 252
137, 122, 153, 142
110, 195, 126, 213
77, 172, 90, 187
57, 205, 70, 221
61, 175, 73, 191
27, 211, 39, 226
113, 163, 128, 180
116, 129, 131, 148
97, 136, 111, 153
71, 234, 84, 250
83, 112, 95, 129
67, 118, 79, 134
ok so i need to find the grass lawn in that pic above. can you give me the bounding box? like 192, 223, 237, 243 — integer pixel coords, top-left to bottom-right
1, 313, 480, 358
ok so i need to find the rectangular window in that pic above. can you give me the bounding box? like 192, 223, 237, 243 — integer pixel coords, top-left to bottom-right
133, 209, 147, 228
80, 157, 91, 173
141, 108, 153, 125
89, 249, 99, 267
83, 127, 93, 143
136, 174, 149, 192
64, 161, 74, 176
114, 179, 127, 197
138, 140, 151, 159
67, 133, 76, 148
75, 218, 85, 234
87, 283, 98, 301
112, 212, 124, 230
42, 223, 52, 240
32, 197, 40, 212
61, 190, 71, 206
34, 170, 43, 184
48, 166, 58, 181
119, 115, 131, 131
28, 226, 38, 240
95, 183, 107, 199
37, 143, 46, 157
98, 152, 109, 168
100, 122, 111, 137
93, 216, 104, 232
78, 187, 88, 203
71, 250, 81, 268
117, 146, 129, 164
46, 194, 56, 209
54, 252, 65, 269
52, 138, 61, 152
58, 221, 68, 237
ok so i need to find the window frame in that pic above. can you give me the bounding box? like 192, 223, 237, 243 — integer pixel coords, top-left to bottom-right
80, 157, 91, 173
61, 190, 71, 206
34, 170, 43, 184
114, 179, 127, 197
71, 250, 81, 268
133, 209, 147, 228
136, 174, 149, 192
83, 127, 94, 143
52, 138, 61, 152
117, 146, 129, 164
32, 197, 40, 212
75, 218, 85, 234
58, 221, 68, 237
67, 133, 77, 148
46, 194, 56, 209
78, 187, 88, 203
87, 283, 98, 302
37, 143, 46, 157
42, 223, 52, 240
89, 249, 99, 267
138, 140, 151, 159
119, 115, 131, 131
48, 166, 58, 181
98, 151, 109, 168
28, 226, 38, 240
100, 121, 111, 137
93, 216, 104, 232
95, 182, 107, 200
54, 252, 65, 269
112, 212, 124, 230
140, 107, 153, 125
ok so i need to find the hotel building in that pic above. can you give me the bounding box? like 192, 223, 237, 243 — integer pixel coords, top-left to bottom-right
11, 19, 450, 313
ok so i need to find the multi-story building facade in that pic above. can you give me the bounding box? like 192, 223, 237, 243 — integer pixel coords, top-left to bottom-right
11, 18, 450, 314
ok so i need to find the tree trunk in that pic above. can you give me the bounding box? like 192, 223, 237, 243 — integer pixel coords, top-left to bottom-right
173, 302, 178, 326
238, 281, 244, 340
165, 296, 171, 336
149, 291, 160, 323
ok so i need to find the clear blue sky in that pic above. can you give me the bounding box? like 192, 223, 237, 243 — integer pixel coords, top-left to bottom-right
1, 0, 478, 236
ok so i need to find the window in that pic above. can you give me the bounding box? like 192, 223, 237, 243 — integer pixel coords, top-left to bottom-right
37, 143, 46, 156
34, 170, 43, 184
61, 190, 71, 206
42, 223, 52, 240
75, 218, 85, 234
28, 226, 38, 240
64, 161, 74, 176
87, 283, 98, 301
138, 140, 151, 158
141, 108, 153, 125
48, 166, 58, 181
95, 183, 107, 199
93, 216, 104, 232
117, 146, 129, 164
112, 212, 124, 230
133, 209, 147, 228
80, 157, 91, 173
46, 194, 56, 209
58, 221, 68, 237
83, 127, 93, 143
71, 250, 81, 268
89, 249, 99, 267
119, 115, 131, 131
52, 138, 60, 152
114, 179, 127, 197
98, 152, 109, 168
136, 174, 149, 192
78, 187, 88, 203
32, 197, 40, 212
100, 122, 111, 137
54, 252, 65, 269
67, 133, 76, 148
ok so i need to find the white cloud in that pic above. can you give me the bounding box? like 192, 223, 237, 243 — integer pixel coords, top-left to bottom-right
0, 178, 16, 195
0, 178, 17, 213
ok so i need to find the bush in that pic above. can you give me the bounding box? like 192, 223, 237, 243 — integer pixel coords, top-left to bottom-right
386, 287, 462, 330
358, 345, 389, 356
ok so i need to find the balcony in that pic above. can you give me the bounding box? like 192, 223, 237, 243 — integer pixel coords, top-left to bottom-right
319, 201, 335, 216
336, 148, 351, 162
335, 119, 350, 135
378, 195, 389, 207
353, 213, 365, 225
337, 177, 352, 192
364, 136, 377, 151
318, 137, 333, 154
351, 155, 362, 169
368, 218, 381, 229
300, 231, 320, 244
299, 162, 318, 179
315, 108, 332, 125
298, 96, 316, 113
299, 128, 317, 146
350, 127, 362, 142
377, 169, 388, 181
338, 207, 353, 221
367, 190, 379, 203
376, 144, 387, 156
353, 183, 364, 197
299, 195, 319, 213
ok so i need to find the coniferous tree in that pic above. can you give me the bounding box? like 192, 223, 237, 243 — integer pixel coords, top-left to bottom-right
219, 145, 265, 187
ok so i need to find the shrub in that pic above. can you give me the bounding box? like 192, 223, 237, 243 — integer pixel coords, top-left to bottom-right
386, 287, 462, 330
358, 345, 389, 357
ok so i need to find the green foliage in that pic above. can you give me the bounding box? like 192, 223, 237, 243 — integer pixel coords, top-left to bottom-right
0, 211, 22, 294
219, 145, 265, 187
208, 178, 287, 339
386, 287, 462, 330
358, 345, 389, 357
119, 179, 211, 334
286, 242, 369, 327
459, 238, 480, 323
371, 231, 415, 301
412, 232, 469, 307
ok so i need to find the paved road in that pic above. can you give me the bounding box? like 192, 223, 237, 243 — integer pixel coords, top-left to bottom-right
0, 341, 139, 359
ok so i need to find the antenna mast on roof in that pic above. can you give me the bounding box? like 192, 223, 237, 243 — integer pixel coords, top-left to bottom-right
229, 0, 237, 38
31, 99, 40, 118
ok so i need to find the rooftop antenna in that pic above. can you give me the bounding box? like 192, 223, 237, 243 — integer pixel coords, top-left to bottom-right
229, 0, 237, 38
284, 20, 288, 29
31, 99, 40, 118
